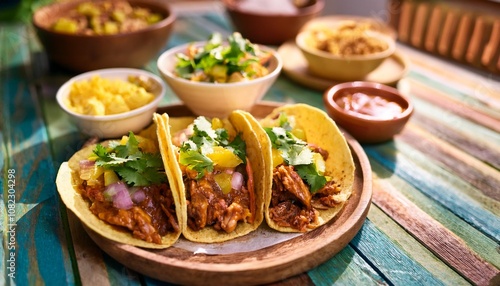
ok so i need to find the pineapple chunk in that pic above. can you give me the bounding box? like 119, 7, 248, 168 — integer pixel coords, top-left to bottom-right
210, 65, 228, 83
211, 118, 224, 130
272, 148, 284, 168
104, 170, 119, 186
120, 135, 158, 153
52, 18, 78, 34
103, 22, 119, 35
292, 128, 306, 141
80, 165, 105, 186
207, 146, 242, 168
214, 172, 232, 194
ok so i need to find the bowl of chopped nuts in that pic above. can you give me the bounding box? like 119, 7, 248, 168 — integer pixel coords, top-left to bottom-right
296, 18, 396, 81
32, 0, 175, 72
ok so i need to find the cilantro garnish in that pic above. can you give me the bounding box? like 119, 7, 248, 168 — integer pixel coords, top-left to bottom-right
264, 114, 328, 194
174, 32, 266, 82
92, 132, 167, 187
179, 117, 246, 179
295, 165, 327, 193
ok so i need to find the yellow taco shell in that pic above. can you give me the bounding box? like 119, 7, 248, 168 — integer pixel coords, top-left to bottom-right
155, 111, 267, 243
260, 103, 355, 232
55, 124, 183, 249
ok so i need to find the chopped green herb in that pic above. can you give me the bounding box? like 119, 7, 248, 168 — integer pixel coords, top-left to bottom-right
174, 32, 270, 83
92, 132, 167, 186
179, 116, 246, 179
264, 114, 328, 193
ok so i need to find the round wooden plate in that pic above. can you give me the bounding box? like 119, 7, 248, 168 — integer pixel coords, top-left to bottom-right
84, 102, 373, 286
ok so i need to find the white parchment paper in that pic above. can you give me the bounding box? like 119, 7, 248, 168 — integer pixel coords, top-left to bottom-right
173, 224, 302, 255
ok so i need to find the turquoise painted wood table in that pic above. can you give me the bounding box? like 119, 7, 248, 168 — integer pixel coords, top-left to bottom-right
1, 1, 499, 285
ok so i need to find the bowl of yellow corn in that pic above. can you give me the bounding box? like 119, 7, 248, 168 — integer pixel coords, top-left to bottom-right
56, 68, 166, 138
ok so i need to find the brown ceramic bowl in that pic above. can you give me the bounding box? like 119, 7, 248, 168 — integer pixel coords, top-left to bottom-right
32, 0, 175, 72
222, 0, 324, 45
323, 81, 414, 144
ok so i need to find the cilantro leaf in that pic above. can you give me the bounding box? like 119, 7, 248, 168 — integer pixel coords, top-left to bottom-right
179, 150, 213, 179
264, 125, 327, 192
226, 134, 246, 163
179, 116, 247, 179
295, 164, 327, 194
264, 127, 312, 166
91, 131, 167, 187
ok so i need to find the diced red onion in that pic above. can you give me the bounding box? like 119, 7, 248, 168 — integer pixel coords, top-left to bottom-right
231, 171, 243, 191
131, 190, 146, 204
104, 182, 133, 209
113, 188, 134, 210
79, 159, 95, 168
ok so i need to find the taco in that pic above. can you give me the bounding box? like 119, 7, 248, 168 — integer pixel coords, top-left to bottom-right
154, 111, 268, 243
258, 104, 355, 232
55, 122, 183, 249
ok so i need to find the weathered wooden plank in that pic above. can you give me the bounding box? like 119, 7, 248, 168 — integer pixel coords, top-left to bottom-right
367, 204, 470, 285
350, 220, 445, 285
364, 142, 500, 242
372, 176, 499, 285
410, 112, 500, 170
398, 45, 500, 107
407, 78, 500, 131
369, 159, 500, 269
308, 244, 387, 285
0, 24, 74, 285
400, 124, 500, 200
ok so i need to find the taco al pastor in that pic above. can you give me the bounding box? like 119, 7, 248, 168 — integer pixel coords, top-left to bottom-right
258, 104, 355, 232
55, 122, 183, 248
154, 111, 268, 243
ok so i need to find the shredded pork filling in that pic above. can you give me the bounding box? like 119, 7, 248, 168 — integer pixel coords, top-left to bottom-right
80, 182, 179, 244
269, 146, 343, 231
184, 168, 251, 233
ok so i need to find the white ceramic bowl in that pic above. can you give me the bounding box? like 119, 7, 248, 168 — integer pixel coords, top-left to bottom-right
156, 42, 282, 118
56, 68, 165, 138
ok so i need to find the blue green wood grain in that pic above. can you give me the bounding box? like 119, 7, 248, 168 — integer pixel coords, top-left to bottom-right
411, 96, 500, 145
407, 70, 500, 118
308, 245, 387, 285
1, 24, 75, 285
367, 205, 471, 285
364, 142, 500, 242
350, 220, 445, 285
369, 159, 500, 269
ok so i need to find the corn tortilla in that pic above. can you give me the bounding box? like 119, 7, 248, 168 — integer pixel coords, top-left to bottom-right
259, 103, 355, 232
55, 124, 183, 249
154, 111, 268, 243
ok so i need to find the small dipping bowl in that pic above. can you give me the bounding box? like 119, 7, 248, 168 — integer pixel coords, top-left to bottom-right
323, 81, 414, 144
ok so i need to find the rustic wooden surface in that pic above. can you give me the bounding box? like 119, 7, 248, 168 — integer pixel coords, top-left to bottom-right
1, 1, 499, 285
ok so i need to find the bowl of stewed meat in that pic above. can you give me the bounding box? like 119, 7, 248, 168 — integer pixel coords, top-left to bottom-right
32, 0, 175, 72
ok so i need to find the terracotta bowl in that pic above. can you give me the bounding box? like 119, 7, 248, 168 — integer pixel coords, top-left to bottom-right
156, 42, 282, 118
56, 68, 166, 139
323, 81, 414, 144
32, 0, 175, 72
222, 0, 324, 45
296, 27, 395, 81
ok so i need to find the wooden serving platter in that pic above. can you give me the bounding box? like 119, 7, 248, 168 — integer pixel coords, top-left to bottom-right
83, 102, 373, 286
